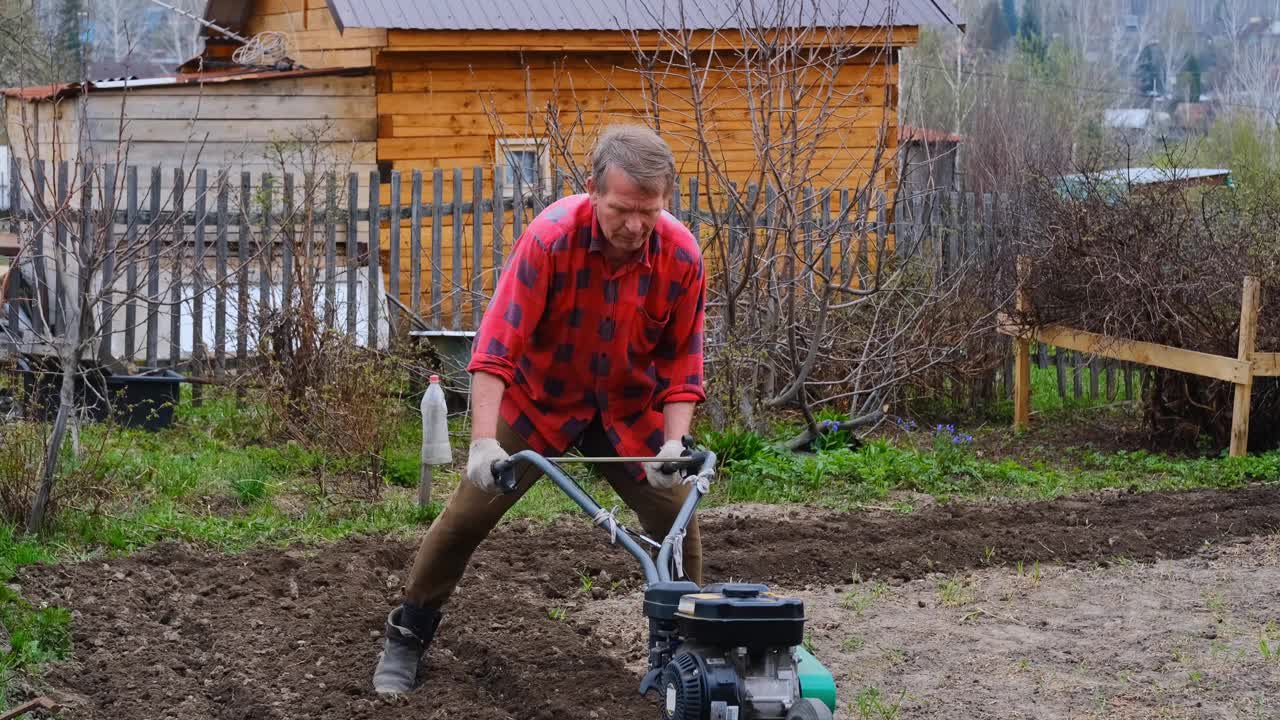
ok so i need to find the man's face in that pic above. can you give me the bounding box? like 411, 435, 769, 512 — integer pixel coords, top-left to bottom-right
588, 167, 666, 258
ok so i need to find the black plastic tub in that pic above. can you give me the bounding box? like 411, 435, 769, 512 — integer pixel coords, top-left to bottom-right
105, 369, 184, 432
13, 358, 185, 431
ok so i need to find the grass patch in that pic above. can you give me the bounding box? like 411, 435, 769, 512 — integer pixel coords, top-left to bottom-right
840, 582, 889, 616
853, 686, 906, 719
0, 526, 66, 708
909, 364, 1115, 423
937, 576, 977, 607
700, 420, 1280, 511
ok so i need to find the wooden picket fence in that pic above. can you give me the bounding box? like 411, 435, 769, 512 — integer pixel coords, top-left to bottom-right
4, 156, 1151, 418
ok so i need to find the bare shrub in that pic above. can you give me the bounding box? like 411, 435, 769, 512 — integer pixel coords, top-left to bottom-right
1010, 157, 1280, 451
0, 417, 113, 530
251, 328, 407, 501
476, 0, 999, 440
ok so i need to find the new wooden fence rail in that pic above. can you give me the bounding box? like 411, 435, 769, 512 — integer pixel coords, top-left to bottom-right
999, 258, 1271, 456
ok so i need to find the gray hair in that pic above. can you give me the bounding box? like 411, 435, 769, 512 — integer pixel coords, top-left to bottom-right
591, 125, 676, 197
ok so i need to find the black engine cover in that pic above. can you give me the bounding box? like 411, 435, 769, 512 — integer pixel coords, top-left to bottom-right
675, 583, 805, 650
660, 651, 741, 720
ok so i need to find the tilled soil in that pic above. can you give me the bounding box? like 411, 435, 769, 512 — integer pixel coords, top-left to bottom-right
13, 485, 1280, 720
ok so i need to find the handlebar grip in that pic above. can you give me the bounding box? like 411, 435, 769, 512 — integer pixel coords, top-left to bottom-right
492, 459, 518, 494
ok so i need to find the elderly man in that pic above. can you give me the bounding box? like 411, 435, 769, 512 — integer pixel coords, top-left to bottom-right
373, 124, 707, 694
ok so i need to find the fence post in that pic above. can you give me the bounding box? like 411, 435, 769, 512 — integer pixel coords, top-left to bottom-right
389, 170, 402, 335
283, 173, 295, 316
261, 173, 275, 321
230, 171, 244, 379
168, 167, 184, 368
8, 154, 17, 234
451, 168, 463, 330
1013, 256, 1032, 431
491, 165, 504, 286
1230, 276, 1261, 457
410, 170, 423, 318
346, 173, 359, 335
146, 166, 162, 367
368, 170, 382, 349
98, 165, 116, 362
472, 166, 483, 328
189, 170, 203, 395
53, 162, 68, 338
431, 168, 443, 328
325, 172, 338, 327
1054, 346, 1067, 399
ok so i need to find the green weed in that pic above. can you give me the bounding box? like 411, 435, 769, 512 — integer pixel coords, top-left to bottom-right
1259, 622, 1279, 662
841, 635, 866, 653
0, 582, 71, 708
230, 474, 269, 505
938, 577, 976, 607
548, 607, 567, 621
840, 582, 889, 616
853, 686, 906, 720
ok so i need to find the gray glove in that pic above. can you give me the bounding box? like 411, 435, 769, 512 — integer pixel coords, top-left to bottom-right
644, 439, 686, 489
465, 438, 509, 494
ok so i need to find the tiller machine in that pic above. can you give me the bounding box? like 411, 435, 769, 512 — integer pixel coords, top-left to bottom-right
492, 437, 837, 720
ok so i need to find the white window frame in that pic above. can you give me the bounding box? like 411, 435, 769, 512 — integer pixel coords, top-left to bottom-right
496, 138, 550, 199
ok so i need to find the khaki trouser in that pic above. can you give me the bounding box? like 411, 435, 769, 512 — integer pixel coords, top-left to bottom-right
404, 417, 703, 609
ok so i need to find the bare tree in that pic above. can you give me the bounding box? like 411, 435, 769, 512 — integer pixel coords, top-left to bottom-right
480, 0, 1003, 440
1223, 24, 1280, 146
88, 0, 205, 70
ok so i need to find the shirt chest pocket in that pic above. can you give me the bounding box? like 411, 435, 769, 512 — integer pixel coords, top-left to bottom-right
628, 303, 669, 357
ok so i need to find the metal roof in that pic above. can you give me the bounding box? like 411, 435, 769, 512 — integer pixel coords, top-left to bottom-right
902, 124, 962, 144
326, 0, 961, 33
1060, 167, 1232, 187
2, 67, 369, 101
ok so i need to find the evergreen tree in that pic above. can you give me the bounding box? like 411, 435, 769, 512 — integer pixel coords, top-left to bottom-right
1001, 0, 1019, 36
56, 0, 85, 79
1016, 0, 1046, 63
970, 0, 1013, 54
1136, 43, 1165, 96
1181, 54, 1202, 102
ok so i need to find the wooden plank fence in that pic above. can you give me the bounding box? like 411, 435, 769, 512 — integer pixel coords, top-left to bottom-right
1001, 259, 1273, 456
1, 156, 1152, 417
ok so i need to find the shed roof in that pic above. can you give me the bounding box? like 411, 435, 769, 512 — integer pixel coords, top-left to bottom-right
1, 66, 370, 101
1060, 167, 1231, 187
325, 0, 961, 33
902, 124, 962, 144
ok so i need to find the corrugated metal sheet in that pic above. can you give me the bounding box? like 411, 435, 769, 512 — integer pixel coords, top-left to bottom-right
2, 67, 369, 102
327, 0, 961, 32
902, 124, 962, 144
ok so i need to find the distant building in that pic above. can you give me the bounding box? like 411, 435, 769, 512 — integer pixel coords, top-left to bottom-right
1057, 166, 1232, 201
900, 124, 961, 198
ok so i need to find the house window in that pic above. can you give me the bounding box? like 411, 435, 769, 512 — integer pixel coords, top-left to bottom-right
496, 139, 549, 197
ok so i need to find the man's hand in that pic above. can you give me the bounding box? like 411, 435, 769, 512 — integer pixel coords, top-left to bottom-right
644, 439, 687, 488
466, 438, 510, 494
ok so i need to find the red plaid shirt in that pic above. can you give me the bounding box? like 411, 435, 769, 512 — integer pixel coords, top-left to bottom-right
468, 193, 706, 478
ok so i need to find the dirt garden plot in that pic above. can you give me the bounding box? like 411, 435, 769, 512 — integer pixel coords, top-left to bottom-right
11, 485, 1280, 720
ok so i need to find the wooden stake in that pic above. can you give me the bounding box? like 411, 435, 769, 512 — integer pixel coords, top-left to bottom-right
1013, 256, 1032, 431
418, 465, 433, 507
1230, 276, 1261, 457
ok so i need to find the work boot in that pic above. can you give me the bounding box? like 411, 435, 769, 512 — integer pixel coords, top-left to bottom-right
372, 602, 442, 695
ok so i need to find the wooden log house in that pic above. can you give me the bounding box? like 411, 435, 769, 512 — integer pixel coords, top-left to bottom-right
3, 0, 961, 329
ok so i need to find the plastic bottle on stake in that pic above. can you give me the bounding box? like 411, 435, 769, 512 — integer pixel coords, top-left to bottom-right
419, 375, 451, 506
